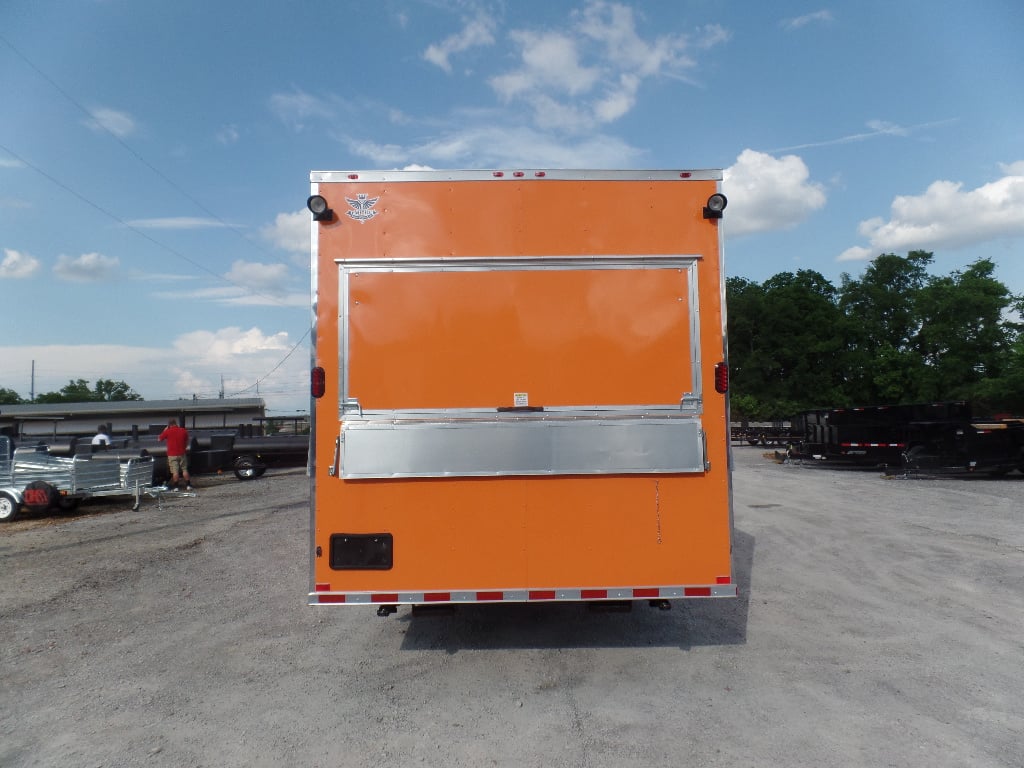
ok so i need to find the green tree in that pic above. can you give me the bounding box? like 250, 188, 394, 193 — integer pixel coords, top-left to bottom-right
94, 378, 143, 401
727, 270, 845, 418
838, 251, 933, 403
914, 259, 1016, 403
35, 378, 143, 403
0, 387, 24, 404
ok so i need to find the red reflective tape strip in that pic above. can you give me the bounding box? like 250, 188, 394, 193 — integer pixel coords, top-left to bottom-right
371, 593, 399, 603
684, 587, 712, 597
476, 591, 503, 601
314, 583, 331, 592
716, 576, 732, 584
423, 592, 451, 602
529, 590, 556, 600
318, 594, 346, 604
581, 589, 608, 600
632, 588, 659, 598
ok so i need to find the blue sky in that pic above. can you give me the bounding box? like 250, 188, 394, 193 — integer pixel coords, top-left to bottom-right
2, 0, 1022, 416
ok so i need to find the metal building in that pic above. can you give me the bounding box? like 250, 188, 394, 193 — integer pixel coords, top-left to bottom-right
0, 398, 267, 441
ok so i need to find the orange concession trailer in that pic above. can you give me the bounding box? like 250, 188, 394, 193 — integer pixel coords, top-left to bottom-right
307, 169, 735, 613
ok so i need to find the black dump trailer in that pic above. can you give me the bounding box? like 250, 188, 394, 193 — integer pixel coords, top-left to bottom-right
902, 417, 1024, 476
789, 401, 1024, 474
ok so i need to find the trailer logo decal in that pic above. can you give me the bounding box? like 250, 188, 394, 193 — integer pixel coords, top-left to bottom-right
345, 194, 381, 223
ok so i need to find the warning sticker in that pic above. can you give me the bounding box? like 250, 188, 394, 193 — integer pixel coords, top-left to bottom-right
513, 392, 529, 407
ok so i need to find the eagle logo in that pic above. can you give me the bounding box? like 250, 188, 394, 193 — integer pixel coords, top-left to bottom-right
345, 193, 380, 223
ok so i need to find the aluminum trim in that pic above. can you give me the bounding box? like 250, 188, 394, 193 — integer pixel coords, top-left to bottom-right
339, 417, 706, 478
311, 169, 723, 183
335, 255, 701, 272
336, 255, 702, 419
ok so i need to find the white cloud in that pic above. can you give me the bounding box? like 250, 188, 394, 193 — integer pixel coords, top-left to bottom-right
261, 209, 310, 254
269, 89, 335, 131
423, 13, 496, 73
0, 330, 310, 413
224, 260, 291, 293
168, 327, 306, 404
491, 31, 600, 100
53, 252, 120, 282
217, 124, 240, 144
0, 157, 24, 168
768, 118, 957, 153
85, 107, 137, 138
124, 217, 230, 229
342, 138, 409, 165
781, 10, 834, 31
0, 248, 41, 278
173, 326, 290, 361
837, 246, 875, 263
723, 149, 827, 237
488, 0, 725, 131
848, 164, 1024, 255
348, 124, 644, 169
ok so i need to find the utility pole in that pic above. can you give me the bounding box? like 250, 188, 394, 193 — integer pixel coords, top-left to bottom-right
30, 360, 35, 402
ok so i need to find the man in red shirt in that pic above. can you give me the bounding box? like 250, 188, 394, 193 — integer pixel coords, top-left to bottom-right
159, 418, 193, 491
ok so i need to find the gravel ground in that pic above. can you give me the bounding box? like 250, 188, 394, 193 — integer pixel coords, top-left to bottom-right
1, 450, 1022, 768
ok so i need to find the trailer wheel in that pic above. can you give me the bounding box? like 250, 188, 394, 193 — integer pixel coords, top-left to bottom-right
56, 496, 81, 512
23, 480, 58, 511
0, 493, 18, 523
233, 455, 263, 481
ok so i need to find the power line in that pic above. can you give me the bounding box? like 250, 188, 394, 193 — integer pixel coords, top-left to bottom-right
0, 31, 279, 261
0, 32, 311, 398
0, 142, 296, 307
225, 328, 311, 398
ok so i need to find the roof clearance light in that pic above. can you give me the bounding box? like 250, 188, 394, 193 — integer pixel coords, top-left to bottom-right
311, 366, 326, 398
703, 193, 728, 219
307, 195, 334, 222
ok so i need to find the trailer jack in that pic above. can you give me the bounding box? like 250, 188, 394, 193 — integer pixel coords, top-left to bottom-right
376, 604, 398, 617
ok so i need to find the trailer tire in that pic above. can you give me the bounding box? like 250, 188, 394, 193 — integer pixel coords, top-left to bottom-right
0, 492, 18, 522
233, 455, 264, 481
56, 496, 81, 512
23, 480, 58, 511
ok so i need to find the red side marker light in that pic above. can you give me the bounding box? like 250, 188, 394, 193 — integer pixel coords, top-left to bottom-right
311, 366, 326, 398
714, 362, 729, 394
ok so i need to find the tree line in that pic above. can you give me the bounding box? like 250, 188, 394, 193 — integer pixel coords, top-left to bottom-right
727, 250, 1024, 421
0, 378, 142, 405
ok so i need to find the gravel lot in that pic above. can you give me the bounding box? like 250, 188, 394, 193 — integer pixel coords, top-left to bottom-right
2, 449, 1022, 768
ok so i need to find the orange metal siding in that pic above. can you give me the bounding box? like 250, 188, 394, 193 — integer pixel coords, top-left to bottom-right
311, 174, 731, 600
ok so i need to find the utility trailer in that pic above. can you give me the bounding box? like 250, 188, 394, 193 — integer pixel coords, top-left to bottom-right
0, 436, 156, 522
787, 401, 1024, 475
900, 417, 1024, 476
307, 169, 735, 614
731, 422, 793, 446
789, 406, 911, 466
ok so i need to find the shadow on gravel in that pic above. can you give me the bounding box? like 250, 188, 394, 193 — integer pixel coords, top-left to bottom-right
398, 528, 754, 652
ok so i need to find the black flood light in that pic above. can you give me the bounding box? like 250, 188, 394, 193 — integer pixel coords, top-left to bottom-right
703, 193, 728, 219
307, 194, 334, 222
